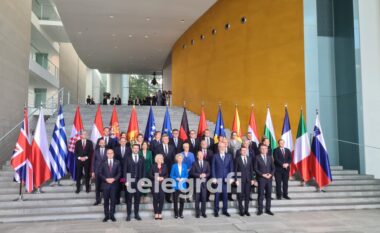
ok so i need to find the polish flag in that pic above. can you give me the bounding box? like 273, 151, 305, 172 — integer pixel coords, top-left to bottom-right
31, 110, 52, 189
90, 105, 104, 146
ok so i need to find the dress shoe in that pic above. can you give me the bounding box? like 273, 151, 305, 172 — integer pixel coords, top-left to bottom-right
214, 212, 219, 217
283, 196, 291, 200
110, 216, 116, 222
257, 210, 263, 216
102, 217, 109, 222
202, 213, 207, 218
174, 215, 178, 219
249, 197, 254, 201
86, 189, 90, 193
265, 210, 274, 216
245, 212, 251, 217
239, 211, 244, 216
166, 199, 172, 203
75, 190, 80, 194
222, 212, 230, 217
126, 215, 131, 221
135, 215, 142, 221
93, 201, 101, 206
195, 214, 200, 218
179, 215, 184, 219
276, 196, 282, 200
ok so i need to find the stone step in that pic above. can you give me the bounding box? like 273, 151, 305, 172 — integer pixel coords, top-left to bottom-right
324, 184, 380, 191
331, 170, 359, 175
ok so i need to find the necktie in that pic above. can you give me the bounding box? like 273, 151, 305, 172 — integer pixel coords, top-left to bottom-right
281, 148, 285, 156
121, 147, 125, 157
200, 161, 203, 169
203, 149, 207, 159
82, 140, 86, 148
101, 148, 104, 158
108, 160, 112, 171
191, 139, 195, 146
206, 137, 209, 147
263, 155, 267, 165
174, 138, 178, 147
164, 145, 168, 155
221, 154, 225, 161
243, 156, 247, 165
105, 137, 108, 145
134, 155, 138, 163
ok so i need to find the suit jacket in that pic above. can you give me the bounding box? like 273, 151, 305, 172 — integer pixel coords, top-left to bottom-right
96, 136, 118, 149
249, 140, 259, 156
197, 148, 214, 167
124, 154, 145, 182
149, 163, 168, 181
190, 160, 211, 181
169, 137, 184, 154
235, 156, 254, 183
74, 139, 94, 159
150, 139, 161, 156
139, 150, 153, 177
201, 136, 214, 150
114, 146, 131, 177
156, 143, 175, 169
98, 159, 121, 189
92, 147, 107, 174
170, 163, 189, 190
254, 154, 275, 179
273, 147, 292, 172
212, 153, 234, 179
187, 138, 200, 155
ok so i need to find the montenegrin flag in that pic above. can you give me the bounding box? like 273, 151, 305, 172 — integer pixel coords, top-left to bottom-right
231, 106, 242, 142
310, 112, 332, 188
293, 110, 312, 181
197, 106, 208, 138
90, 105, 104, 146
127, 105, 140, 142
264, 107, 277, 149
31, 110, 52, 189
247, 106, 260, 145
110, 105, 120, 139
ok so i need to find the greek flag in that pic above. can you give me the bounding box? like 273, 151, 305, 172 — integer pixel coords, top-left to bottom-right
49, 105, 68, 181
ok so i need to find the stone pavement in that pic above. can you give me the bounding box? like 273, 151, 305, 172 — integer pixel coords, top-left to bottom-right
1, 209, 380, 233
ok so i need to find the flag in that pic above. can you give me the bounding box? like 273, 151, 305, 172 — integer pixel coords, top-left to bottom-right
178, 107, 190, 141
231, 106, 242, 142
213, 106, 226, 143
264, 107, 277, 148
10, 107, 33, 192
281, 107, 296, 176
310, 113, 332, 188
49, 105, 68, 181
247, 106, 260, 145
91, 105, 104, 146
31, 110, 52, 189
67, 106, 83, 180
144, 106, 156, 142
127, 106, 140, 141
293, 110, 312, 181
162, 106, 173, 138
197, 106, 208, 138
110, 105, 120, 139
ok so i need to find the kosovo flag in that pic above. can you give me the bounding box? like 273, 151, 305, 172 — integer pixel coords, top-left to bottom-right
144, 106, 156, 142
213, 106, 226, 143
162, 106, 173, 138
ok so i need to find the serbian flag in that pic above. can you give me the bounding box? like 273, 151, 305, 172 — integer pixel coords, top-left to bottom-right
90, 105, 104, 146
31, 110, 52, 189
179, 107, 190, 141
127, 106, 140, 142
310, 113, 332, 188
231, 106, 242, 142
280, 107, 295, 176
67, 106, 83, 180
110, 105, 120, 139
197, 106, 208, 138
293, 110, 312, 181
247, 106, 259, 145
10, 107, 33, 192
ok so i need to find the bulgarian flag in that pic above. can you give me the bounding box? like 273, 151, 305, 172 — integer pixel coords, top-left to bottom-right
231, 106, 242, 142
263, 107, 277, 149
293, 110, 312, 181
127, 105, 140, 142
247, 106, 260, 145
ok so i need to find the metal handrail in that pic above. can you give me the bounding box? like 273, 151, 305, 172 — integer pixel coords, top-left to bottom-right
30, 44, 59, 78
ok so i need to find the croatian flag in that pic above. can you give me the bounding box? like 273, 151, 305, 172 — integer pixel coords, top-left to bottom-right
10, 107, 33, 192
49, 105, 68, 181
67, 106, 83, 180
310, 113, 332, 188
144, 106, 156, 142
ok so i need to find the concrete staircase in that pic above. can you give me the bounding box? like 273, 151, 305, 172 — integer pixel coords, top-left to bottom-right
0, 104, 379, 222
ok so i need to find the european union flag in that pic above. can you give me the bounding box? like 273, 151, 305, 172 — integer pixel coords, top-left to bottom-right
213, 106, 226, 143
162, 106, 173, 138
144, 106, 156, 142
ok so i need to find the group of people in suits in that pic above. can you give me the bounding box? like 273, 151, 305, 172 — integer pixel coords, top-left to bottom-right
74, 126, 293, 222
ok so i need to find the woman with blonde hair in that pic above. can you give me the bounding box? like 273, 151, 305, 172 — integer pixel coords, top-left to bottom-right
170, 154, 189, 219
149, 154, 167, 220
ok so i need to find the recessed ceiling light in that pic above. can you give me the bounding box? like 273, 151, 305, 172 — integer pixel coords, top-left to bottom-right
78, 31, 82, 35
144, 35, 149, 39
114, 46, 118, 49
180, 19, 185, 23
146, 17, 150, 21
128, 34, 133, 38
109, 15, 114, 19
112, 33, 116, 37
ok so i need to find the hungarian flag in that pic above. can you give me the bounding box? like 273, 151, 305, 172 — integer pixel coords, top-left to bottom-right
197, 106, 208, 138
247, 106, 260, 145
127, 106, 140, 142
231, 106, 242, 142
110, 105, 120, 139
280, 107, 295, 175
293, 110, 312, 181
310, 113, 332, 188
90, 105, 104, 146
213, 106, 226, 143
264, 107, 277, 149
178, 107, 189, 141
31, 110, 52, 189
67, 106, 83, 180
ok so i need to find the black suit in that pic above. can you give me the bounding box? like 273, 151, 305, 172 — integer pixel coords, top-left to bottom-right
150, 164, 168, 214
187, 138, 200, 155
124, 154, 145, 216
150, 139, 161, 156
93, 148, 107, 202
96, 136, 118, 150
190, 160, 210, 215
254, 154, 275, 212
114, 146, 131, 203
273, 147, 292, 198
169, 137, 183, 154
74, 139, 94, 192
201, 136, 214, 150
155, 143, 175, 202
235, 155, 254, 214
99, 159, 121, 218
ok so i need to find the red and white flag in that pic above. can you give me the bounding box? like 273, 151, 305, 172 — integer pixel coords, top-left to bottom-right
247, 106, 260, 145
90, 105, 104, 146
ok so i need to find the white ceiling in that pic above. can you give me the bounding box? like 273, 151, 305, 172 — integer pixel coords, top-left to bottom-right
54, 0, 216, 74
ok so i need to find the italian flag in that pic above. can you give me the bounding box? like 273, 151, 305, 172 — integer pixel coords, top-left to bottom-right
293, 111, 312, 181
264, 107, 277, 149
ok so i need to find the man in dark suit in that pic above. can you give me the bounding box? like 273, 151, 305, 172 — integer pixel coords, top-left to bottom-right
187, 130, 200, 155
92, 139, 107, 205
273, 139, 292, 200
191, 151, 211, 218
124, 144, 145, 221
198, 139, 214, 201
246, 132, 259, 155
254, 143, 275, 216
96, 127, 118, 149
99, 149, 121, 222
212, 142, 234, 217
74, 131, 93, 193
156, 134, 175, 203
261, 137, 273, 156
212, 135, 224, 153
169, 129, 183, 154
114, 137, 131, 204
235, 146, 255, 216
150, 131, 162, 156
202, 129, 214, 150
